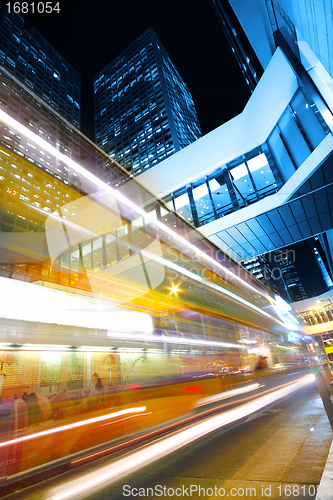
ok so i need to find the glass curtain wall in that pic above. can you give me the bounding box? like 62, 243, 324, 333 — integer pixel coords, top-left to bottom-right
165, 88, 328, 228
165, 147, 281, 227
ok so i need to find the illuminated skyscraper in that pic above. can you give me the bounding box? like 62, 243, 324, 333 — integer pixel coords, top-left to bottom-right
0, 10, 81, 128
94, 28, 202, 174
241, 254, 290, 301
273, 249, 307, 302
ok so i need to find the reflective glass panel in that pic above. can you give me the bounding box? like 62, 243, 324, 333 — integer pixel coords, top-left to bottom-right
192, 183, 214, 224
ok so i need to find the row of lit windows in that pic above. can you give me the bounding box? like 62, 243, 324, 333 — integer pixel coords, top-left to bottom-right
100, 123, 174, 167
97, 121, 169, 155
95, 71, 163, 118
0, 50, 79, 92
95, 57, 157, 95
0, 145, 84, 233
94, 31, 155, 91
0, 73, 116, 188
99, 114, 169, 142
0, 122, 115, 200
0, 44, 77, 85
1, 14, 79, 81
0, 53, 80, 124
0, 123, 81, 184
96, 92, 166, 141
1, 56, 76, 95
0, 15, 81, 126
96, 77, 159, 113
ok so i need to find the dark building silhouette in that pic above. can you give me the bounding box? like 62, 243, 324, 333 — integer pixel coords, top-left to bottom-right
210, 0, 263, 92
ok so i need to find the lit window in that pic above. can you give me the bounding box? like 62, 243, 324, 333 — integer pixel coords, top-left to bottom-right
174, 193, 189, 209
193, 184, 208, 200
208, 179, 220, 192
247, 153, 268, 172
230, 163, 247, 180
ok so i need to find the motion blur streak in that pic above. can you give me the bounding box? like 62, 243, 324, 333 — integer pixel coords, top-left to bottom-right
0, 407, 146, 449
140, 248, 283, 326
99, 412, 152, 428
106, 330, 244, 349
70, 413, 153, 465
0, 109, 271, 301
195, 383, 260, 407
45, 375, 314, 500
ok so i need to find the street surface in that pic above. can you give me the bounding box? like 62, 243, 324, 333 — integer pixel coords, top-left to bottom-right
2, 383, 332, 500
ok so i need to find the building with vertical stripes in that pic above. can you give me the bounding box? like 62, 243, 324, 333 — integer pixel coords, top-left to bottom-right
94, 28, 202, 175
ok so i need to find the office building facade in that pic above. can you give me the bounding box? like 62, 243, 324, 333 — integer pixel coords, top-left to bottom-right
223, 0, 333, 83
242, 237, 333, 302
94, 28, 202, 175
0, 67, 125, 242
0, 10, 81, 128
241, 253, 290, 300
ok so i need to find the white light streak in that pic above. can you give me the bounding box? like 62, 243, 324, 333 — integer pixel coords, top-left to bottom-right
0, 407, 146, 449
140, 247, 285, 327
0, 276, 153, 333
0, 109, 273, 304
107, 330, 245, 350
24, 202, 99, 239
195, 383, 260, 407
276, 344, 298, 351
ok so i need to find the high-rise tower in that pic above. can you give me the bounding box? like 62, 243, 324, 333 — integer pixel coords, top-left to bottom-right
0, 10, 81, 128
94, 28, 202, 175
273, 249, 307, 302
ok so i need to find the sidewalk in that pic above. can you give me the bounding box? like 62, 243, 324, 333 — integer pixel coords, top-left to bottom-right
314, 363, 333, 500
316, 410, 333, 500
316, 438, 333, 500
206, 385, 333, 500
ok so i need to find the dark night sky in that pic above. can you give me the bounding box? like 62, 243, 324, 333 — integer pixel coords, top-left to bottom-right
21, 0, 250, 139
